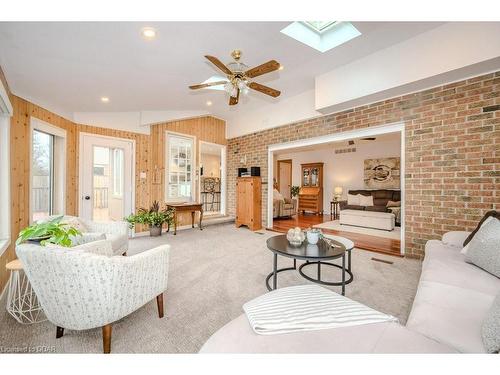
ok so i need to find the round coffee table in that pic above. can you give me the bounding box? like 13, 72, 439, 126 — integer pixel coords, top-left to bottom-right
266, 235, 354, 295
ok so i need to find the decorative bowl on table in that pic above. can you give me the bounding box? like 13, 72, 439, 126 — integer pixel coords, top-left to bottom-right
286, 227, 305, 246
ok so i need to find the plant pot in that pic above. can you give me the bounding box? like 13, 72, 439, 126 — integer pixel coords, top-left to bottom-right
149, 225, 162, 237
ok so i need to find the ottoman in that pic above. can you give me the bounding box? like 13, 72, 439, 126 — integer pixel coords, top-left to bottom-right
340, 209, 395, 231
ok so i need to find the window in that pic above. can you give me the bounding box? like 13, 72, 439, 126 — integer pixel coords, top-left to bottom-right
112, 148, 124, 197
0, 80, 12, 256
0, 115, 11, 255
303, 21, 337, 33
31, 130, 55, 221
280, 21, 361, 53
166, 133, 194, 201
30, 118, 66, 223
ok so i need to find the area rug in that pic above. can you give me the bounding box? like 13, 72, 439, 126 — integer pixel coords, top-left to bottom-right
314, 220, 401, 240
0, 223, 420, 353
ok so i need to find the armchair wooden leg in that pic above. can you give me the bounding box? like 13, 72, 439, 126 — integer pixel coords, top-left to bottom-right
102, 324, 112, 354
156, 293, 164, 318
56, 326, 64, 339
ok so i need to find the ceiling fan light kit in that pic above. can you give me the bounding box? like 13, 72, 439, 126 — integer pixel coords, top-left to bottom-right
189, 50, 281, 106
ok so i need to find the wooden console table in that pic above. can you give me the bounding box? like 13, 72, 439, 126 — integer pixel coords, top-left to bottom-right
166, 203, 203, 235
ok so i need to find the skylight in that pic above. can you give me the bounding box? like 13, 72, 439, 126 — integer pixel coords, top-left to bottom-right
303, 21, 337, 33
280, 21, 361, 53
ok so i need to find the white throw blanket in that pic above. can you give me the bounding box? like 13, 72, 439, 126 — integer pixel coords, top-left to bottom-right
243, 285, 398, 335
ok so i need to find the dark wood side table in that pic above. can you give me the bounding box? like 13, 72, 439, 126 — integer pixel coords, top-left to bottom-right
330, 200, 340, 220
166, 203, 203, 235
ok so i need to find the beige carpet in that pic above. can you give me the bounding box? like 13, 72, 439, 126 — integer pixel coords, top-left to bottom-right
0, 223, 421, 353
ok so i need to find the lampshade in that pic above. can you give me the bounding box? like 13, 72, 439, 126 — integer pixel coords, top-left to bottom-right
334, 186, 343, 195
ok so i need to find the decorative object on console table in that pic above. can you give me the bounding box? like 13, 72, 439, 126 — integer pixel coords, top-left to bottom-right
334, 186, 343, 201
166, 202, 204, 235
236, 176, 262, 231
298, 162, 323, 215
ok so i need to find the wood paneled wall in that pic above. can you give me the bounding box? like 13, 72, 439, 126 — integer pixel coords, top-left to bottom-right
0, 93, 226, 294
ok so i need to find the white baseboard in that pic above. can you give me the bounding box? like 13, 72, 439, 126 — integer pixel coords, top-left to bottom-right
131, 216, 235, 238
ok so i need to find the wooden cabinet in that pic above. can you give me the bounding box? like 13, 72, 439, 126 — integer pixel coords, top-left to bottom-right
298, 163, 323, 214
236, 177, 262, 231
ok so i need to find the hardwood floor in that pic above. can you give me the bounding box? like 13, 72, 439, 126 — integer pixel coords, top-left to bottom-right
270, 213, 402, 257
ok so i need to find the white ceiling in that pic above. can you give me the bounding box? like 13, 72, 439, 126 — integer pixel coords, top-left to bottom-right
0, 22, 443, 123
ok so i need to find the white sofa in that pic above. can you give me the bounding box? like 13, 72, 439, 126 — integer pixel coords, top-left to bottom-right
340, 209, 395, 231
200, 231, 499, 353
16, 240, 170, 353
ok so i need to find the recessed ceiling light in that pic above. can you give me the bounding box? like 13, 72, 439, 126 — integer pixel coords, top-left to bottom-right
101, 97, 109, 103
206, 100, 213, 106
141, 27, 156, 40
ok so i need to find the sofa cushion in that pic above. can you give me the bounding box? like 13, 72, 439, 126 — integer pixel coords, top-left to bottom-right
359, 194, 374, 206
463, 210, 500, 246
422, 240, 500, 296
482, 293, 500, 353
105, 233, 128, 254
441, 231, 471, 249
465, 218, 500, 278
386, 200, 401, 207
347, 194, 360, 205
365, 206, 388, 212
406, 280, 494, 353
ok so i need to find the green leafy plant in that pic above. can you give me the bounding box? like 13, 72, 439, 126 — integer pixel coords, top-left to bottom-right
291, 186, 300, 198
125, 201, 174, 229
16, 215, 81, 247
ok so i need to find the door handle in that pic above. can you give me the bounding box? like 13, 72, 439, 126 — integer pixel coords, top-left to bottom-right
84, 195, 90, 200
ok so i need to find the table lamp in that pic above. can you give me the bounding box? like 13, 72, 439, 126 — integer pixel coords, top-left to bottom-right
334, 186, 343, 201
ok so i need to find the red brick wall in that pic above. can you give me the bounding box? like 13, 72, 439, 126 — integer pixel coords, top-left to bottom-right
227, 71, 500, 258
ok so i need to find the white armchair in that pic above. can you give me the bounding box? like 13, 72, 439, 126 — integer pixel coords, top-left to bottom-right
16, 240, 169, 353
61, 216, 129, 256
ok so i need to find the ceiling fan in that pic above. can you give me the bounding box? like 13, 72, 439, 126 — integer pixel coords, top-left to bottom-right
189, 50, 281, 106
348, 137, 376, 145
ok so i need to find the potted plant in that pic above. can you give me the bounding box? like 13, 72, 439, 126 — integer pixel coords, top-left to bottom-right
290, 186, 300, 198
125, 201, 174, 237
16, 215, 81, 247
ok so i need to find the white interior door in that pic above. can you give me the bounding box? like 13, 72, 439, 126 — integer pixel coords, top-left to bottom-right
80, 134, 134, 222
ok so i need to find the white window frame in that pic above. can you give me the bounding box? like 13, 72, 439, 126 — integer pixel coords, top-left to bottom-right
165, 131, 196, 203
112, 148, 124, 197
0, 79, 12, 256
30, 117, 67, 223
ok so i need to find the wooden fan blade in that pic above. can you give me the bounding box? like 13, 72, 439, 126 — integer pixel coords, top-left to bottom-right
229, 88, 240, 106
205, 55, 233, 75
189, 81, 227, 90
245, 60, 280, 78
248, 82, 281, 97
